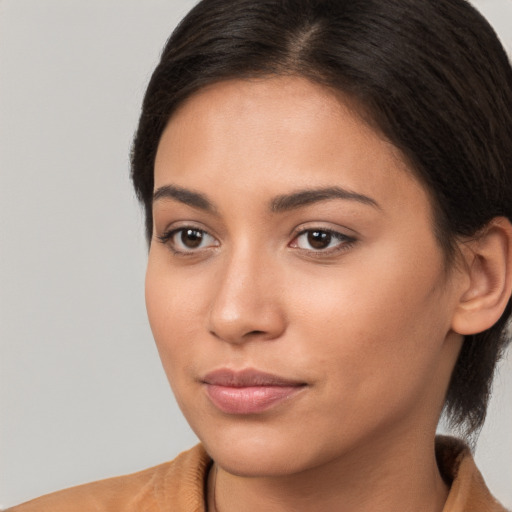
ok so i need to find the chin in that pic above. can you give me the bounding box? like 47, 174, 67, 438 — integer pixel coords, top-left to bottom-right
208, 442, 303, 477
198, 425, 328, 478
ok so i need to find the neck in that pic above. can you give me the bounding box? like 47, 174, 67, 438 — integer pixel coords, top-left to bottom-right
210, 431, 449, 512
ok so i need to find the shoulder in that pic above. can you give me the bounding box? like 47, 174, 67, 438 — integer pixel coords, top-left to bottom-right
6, 444, 211, 512
436, 436, 510, 512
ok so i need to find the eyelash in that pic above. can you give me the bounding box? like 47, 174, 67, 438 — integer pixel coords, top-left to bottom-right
157, 227, 219, 255
157, 226, 356, 256
290, 228, 356, 256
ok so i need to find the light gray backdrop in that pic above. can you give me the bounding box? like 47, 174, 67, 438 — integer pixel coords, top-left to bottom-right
1, 0, 511, 508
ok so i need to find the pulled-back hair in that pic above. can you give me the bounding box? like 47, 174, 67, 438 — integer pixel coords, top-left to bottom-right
131, 0, 512, 437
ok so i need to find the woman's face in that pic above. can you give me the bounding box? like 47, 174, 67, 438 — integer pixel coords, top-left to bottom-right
146, 77, 464, 476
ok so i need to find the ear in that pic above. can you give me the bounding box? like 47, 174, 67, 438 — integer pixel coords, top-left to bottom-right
451, 217, 512, 336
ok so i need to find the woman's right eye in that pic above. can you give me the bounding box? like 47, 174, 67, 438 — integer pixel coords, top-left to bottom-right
158, 227, 219, 254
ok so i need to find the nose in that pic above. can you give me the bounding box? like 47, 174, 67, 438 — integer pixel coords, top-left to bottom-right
207, 249, 287, 345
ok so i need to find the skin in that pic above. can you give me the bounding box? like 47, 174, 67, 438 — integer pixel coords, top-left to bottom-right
146, 76, 469, 512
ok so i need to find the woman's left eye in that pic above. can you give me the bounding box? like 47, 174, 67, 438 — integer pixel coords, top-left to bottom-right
290, 229, 355, 252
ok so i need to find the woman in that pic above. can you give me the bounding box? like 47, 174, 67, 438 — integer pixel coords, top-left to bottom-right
8, 0, 512, 510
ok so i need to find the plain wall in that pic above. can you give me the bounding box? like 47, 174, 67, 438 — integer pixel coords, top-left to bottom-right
1, 0, 511, 508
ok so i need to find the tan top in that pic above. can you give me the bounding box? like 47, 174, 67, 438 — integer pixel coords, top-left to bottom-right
7, 436, 509, 512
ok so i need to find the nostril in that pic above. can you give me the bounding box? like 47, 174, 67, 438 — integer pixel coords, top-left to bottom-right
246, 330, 266, 337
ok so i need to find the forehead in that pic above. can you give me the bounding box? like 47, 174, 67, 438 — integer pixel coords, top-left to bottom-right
162, 77, 383, 158
154, 76, 430, 218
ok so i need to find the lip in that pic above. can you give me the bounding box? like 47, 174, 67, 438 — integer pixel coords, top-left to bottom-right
202, 368, 307, 415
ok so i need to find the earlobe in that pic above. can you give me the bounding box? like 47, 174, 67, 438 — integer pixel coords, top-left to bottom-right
451, 217, 512, 336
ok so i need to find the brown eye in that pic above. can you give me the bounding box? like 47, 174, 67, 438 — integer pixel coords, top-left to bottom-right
158, 227, 218, 253
307, 230, 332, 250
291, 228, 355, 253
180, 229, 204, 248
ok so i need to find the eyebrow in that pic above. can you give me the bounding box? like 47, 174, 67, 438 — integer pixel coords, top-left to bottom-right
270, 187, 380, 212
152, 184, 380, 213
153, 185, 216, 213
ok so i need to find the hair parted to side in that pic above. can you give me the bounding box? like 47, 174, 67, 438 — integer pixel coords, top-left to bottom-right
131, 0, 512, 438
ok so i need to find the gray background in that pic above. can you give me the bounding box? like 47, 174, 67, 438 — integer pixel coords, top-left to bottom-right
1, 0, 511, 508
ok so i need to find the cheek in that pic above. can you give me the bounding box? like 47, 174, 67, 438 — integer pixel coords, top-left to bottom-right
287, 244, 451, 400
145, 257, 202, 377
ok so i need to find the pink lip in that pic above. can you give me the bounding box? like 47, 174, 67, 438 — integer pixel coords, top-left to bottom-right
202, 369, 307, 414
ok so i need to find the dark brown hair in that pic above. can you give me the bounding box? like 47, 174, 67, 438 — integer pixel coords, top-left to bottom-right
131, 0, 512, 438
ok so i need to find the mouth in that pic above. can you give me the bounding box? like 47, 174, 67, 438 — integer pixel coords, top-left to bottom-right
202, 368, 307, 415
